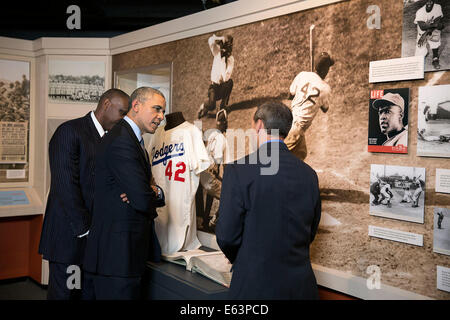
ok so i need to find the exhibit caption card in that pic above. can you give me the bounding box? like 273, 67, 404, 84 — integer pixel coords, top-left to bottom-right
369, 225, 423, 247
369, 56, 424, 83
435, 168, 450, 194
437, 266, 450, 293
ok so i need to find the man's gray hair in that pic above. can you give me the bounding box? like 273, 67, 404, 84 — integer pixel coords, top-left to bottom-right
129, 87, 165, 109
253, 101, 293, 138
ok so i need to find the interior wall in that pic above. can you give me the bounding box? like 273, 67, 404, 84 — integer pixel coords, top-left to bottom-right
112, 0, 450, 299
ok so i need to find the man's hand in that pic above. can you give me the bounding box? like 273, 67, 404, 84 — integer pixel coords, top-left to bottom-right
120, 193, 129, 204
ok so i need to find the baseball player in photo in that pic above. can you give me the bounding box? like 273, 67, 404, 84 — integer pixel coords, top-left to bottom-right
370, 178, 382, 205
401, 186, 413, 203
198, 33, 234, 119
414, 0, 444, 69
284, 52, 334, 160
199, 109, 228, 231
372, 92, 408, 147
380, 182, 394, 208
436, 210, 444, 229
411, 176, 423, 208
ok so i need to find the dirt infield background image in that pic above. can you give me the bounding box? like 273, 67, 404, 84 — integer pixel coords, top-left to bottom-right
113, 0, 450, 299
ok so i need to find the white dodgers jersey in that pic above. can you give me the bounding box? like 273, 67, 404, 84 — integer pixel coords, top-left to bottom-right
150, 121, 212, 255
290, 71, 331, 132
414, 4, 443, 36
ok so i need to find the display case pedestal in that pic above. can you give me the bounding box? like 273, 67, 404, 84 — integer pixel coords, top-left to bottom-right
142, 261, 228, 300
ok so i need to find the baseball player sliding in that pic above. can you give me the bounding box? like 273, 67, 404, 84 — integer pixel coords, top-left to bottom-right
284, 52, 334, 160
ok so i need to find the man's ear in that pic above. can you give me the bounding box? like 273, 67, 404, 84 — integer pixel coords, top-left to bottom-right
131, 99, 140, 112
103, 98, 111, 110
254, 119, 264, 133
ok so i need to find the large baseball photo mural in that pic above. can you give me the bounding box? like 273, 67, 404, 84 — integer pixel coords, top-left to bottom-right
113, 0, 450, 299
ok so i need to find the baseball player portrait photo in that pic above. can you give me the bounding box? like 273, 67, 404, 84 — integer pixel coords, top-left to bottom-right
370, 164, 426, 223
368, 88, 410, 154
402, 0, 449, 72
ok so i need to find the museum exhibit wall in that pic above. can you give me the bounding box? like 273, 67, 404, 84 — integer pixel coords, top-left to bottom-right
0, 37, 111, 284
110, 0, 449, 299
0, 0, 448, 299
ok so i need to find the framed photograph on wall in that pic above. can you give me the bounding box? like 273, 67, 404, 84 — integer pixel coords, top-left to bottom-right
368, 88, 409, 154
0, 58, 30, 184
48, 59, 105, 104
402, 0, 449, 72
370, 164, 425, 223
434, 207, 450, 255
417, 84, 450, 157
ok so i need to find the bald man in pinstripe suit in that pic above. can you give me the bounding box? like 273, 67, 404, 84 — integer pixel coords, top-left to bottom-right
38, 89, 129, 300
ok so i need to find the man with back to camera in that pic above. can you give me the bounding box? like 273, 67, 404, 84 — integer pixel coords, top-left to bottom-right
284, 52, 334, 160
216, 101, 321, 299
372, 92, 408, 147
82, 87, 166, 300
38, 88, 130, 300
198, 33, 234, 119
414, 0, 444, 69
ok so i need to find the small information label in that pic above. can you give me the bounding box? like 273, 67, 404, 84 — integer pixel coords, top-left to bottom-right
0, 190, 29, 206
437, 266, 450, 293
369, 56, 424, 83
368, 225, 423, 246
436, 168, 450, 194
6, 169, 26, 179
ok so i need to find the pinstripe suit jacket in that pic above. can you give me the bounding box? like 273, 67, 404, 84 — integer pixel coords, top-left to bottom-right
39, 113, 101, 265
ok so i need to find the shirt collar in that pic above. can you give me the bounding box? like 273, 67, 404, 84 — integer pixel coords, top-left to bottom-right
90, 111, 106, 137
260, 139, 285, 147
124, 115, 143, 141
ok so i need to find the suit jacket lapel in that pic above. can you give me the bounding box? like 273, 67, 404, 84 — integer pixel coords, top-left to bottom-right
85, 112, 102, 143
119, 119, 151, 175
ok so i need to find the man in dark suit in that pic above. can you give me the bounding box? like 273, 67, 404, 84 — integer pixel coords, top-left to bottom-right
38, 89, 130, 300
216, 101, 321, 299
83, 87, 166, 299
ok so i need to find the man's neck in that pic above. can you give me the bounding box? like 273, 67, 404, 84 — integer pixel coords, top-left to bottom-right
258, 134, 284, 147
124, 115, 143, 140
386, 127, 404, 139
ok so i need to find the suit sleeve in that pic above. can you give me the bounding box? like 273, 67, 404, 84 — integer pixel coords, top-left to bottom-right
216, 164, 246, 264
310, 172, 321, 243
107, 135, 160, 216
48, 124, 90, 237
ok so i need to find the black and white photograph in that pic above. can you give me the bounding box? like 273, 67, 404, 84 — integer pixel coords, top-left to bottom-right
48, 60, 105, 104
0, 59, 30, 122
0, 58, 30, 183
402, 0, 450, 72
368, 88, 409, 154
434, 207, 450, 255
370, 164, 425, 223
417, 84, 450, 157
